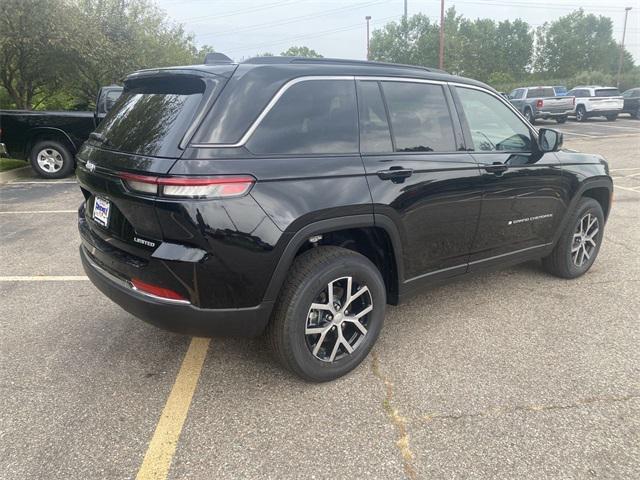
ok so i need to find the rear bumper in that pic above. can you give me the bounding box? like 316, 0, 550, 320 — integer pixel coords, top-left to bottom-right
0, 143, 8, 157
80, 245, 273, 337
535, 109, 572, 118
583, 109, 621, 116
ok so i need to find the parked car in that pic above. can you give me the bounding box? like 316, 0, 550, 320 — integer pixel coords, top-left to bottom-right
0, 85, 122, 178
621, 87, 640, 119
553, 86, 568, 96
77, 55, 613, 382
508, 86, 574, 124
566, 86, 624, 122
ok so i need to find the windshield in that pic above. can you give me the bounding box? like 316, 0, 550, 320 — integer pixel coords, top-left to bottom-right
554, 86, 567, 95
595, 88, 620, 97
93, 76, 210, 157
526, 87, 555, 98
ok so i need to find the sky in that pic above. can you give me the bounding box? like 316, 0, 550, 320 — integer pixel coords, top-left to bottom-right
154, 0, 640, 64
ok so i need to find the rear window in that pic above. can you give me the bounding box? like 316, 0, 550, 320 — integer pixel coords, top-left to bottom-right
595, 88, 620, 97
526, 88, 555, 98
94, 76, 209, 157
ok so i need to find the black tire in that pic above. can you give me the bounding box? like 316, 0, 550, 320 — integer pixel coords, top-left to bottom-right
524, 108, 535, 124
268, 246, 386, 382
29, 140, 74, 179
575, 105, 587, 122
634, 106, 640, 119
542, 197, 604, 279
556, 116, 567, 124
605, 114, 617, 121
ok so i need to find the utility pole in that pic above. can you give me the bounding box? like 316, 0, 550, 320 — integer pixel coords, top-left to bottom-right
366, 16, 372, 60
617, 7, 632, 87
439, 0, 445, 69
404, 0, 407, 21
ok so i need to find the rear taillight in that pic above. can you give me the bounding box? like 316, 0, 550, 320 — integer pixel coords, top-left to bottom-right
536, 99, 544, 108
119, 173, 255, 199
131, 278, 187, 301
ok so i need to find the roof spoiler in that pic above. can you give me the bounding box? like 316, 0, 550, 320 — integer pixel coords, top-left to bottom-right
204, 52, 234, 65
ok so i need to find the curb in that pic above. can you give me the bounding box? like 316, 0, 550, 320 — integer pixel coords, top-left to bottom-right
0, 166, 32, 184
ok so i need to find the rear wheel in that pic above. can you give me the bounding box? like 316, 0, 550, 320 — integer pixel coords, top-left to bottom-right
542, 197, 604, 279
556, 116, 567, 124
575, 105, 587, 122
268, 246, 386, 382
605, 113, 617, 121
29, 140, 74, 179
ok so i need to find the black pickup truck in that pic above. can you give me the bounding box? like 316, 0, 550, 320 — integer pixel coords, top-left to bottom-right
0, 85, 122, 178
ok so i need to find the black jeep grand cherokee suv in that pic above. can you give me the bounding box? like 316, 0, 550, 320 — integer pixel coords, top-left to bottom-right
77, 56, 613, 381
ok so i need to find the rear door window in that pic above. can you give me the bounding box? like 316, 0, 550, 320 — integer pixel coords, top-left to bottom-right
246, 79, 358, 155
94, 76, 210, 158
381, 81, 456, 152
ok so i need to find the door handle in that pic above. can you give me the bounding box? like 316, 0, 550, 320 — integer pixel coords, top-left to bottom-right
484, 163, 509, 175
377, 167, 414, 182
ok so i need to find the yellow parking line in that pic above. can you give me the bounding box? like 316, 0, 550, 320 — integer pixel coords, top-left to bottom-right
136, 337, 210, 480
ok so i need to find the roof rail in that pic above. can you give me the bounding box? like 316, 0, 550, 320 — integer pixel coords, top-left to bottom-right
242, 56, 446, 73
204, 52, 234, 65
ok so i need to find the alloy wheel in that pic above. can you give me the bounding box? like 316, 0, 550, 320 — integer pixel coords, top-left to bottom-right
572, 213, 599, 267
305, 276, 373, 362
36, 148, 64, 173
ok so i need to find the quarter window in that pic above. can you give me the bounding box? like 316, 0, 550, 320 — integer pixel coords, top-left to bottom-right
381, 81, 457, 152
456, 87, 532, 152
246, 79, 358, 155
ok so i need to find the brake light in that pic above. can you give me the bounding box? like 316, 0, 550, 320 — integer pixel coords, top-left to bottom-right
119, 173, 255, 198
536, 99, 544, 108
131, 278, 187, 301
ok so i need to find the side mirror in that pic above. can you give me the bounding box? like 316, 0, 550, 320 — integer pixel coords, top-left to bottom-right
538, 128, 563, 152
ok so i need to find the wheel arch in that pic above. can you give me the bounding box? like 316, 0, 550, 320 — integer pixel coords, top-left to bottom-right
552, 177, 613, 246
263, 215, 403, 306
26, 128, 77, 159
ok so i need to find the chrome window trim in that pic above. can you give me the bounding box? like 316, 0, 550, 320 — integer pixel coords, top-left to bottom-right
189, 75, 538, 149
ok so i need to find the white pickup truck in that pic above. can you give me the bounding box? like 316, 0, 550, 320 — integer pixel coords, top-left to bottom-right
566, 86, 624, 122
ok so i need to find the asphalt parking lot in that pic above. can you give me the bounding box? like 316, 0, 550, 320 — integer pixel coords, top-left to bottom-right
1, 122, 639, 479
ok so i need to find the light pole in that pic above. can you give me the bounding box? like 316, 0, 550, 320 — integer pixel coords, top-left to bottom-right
366, 16, 372, 60
617, 7, 632, 87
439, 0, 445, 69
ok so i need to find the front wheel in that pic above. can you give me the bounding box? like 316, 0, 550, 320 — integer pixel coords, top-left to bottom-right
634, 106, 640, 119
268, 246, 386, 382
29, 140, 74, 179
524, 108, 535, 124
542, 197, 604, 279
605, 114, 617, 121
575, 105, 587, 122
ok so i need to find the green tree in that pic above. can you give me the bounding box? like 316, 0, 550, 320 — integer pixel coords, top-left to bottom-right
534, 9, 634, 77
0, 0, 76, 109
69, 0, 201, 106
280, 46, 323, 58
369, 14, 439, 67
